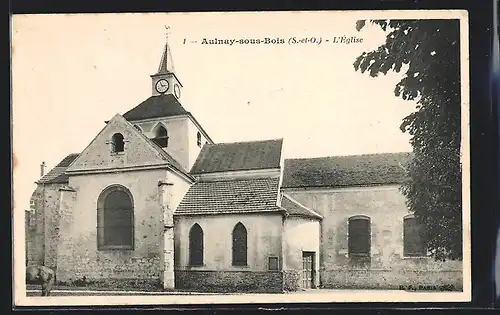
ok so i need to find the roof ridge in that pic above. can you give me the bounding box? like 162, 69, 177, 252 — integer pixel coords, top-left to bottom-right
285, 151, 412, 161
207, 138, 283, 146
194, 177, 279, 184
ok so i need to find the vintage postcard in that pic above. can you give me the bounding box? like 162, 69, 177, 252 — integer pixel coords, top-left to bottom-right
12, 10, 471, 307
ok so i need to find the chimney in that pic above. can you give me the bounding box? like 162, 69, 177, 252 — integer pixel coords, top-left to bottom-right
40, 162, 46, 177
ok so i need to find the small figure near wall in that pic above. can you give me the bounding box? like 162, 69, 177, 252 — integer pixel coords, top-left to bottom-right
26, 265, 55, 296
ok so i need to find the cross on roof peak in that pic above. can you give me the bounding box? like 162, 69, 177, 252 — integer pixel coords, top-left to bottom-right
164, 25, 171, 38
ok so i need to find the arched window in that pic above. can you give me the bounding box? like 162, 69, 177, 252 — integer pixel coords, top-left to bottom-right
133, 125, 142, 132
403, 214, 426, 257
111, 133, 125, 153
153, 124, 169, 148
197, 132, 202, 147
189, 223, 204, 266
348, 215, 371, 258
97, 185, 134, 250
232, 222, 248, 266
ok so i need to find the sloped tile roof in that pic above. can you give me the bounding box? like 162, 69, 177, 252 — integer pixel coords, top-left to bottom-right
38, 153, 80, 184
174, 177, 283, 216
122, 94, 188, 121
282, 152, 412, 189
190, 139, 283, 174
281, 195, 322, 220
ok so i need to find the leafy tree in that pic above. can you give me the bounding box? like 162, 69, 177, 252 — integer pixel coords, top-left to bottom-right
353, 19, 462, 261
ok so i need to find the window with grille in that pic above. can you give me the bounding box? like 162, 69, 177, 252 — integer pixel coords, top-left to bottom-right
97, 185, 134, 250
403, 215, 427, 257
232, 222, 248, 266
189, 223, 204, 266
348, 215, 371, 257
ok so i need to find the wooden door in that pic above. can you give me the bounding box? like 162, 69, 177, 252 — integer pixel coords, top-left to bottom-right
302, 252, 315, 289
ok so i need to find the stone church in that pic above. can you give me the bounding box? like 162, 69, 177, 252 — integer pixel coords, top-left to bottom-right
25, 37, 462, 293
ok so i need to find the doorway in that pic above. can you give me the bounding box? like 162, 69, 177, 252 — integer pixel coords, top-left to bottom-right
302, 251, 315, 289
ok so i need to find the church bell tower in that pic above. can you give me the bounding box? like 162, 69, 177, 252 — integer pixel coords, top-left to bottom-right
151, 29, 183, 100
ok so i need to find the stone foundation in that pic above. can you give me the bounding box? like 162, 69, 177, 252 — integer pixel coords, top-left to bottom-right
283, 270, 301, 292
320, 269, 463, 291
56, 255, 161, 285
175, 270, 284, 293
57, 277, 163, 291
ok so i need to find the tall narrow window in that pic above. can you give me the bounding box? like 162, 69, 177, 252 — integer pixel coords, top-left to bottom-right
197, 132, 202, 147
189, 223, 204, 266
97, 185, 134, 250
232, 222, 248, 266
348, 215, 371, 258
29, 200, 36, 228
111, 133, 125, 153
403, 214, 426, 257
153, 124, 169, 148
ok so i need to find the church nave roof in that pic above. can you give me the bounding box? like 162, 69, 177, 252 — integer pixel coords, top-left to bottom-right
281, 152, 412, 189
190, 139, 283, 175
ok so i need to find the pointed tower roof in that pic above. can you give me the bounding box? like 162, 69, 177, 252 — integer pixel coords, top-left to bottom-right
153, 28, 175, 76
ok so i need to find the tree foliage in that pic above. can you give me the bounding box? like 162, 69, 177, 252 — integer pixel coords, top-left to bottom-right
353, 19, 462, 260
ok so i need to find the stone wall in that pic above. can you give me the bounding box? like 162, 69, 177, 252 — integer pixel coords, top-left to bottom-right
133, 117, 191, 171
285, 185, 463, 290
187, 118, 208, 171
174, 213, 283, 271
320, 269, 463, 291
282, 216, 321, 290
55, 168, 172, 284
175, 270, 284, 293
283, 270, 301, 292
27, 183, 65, 268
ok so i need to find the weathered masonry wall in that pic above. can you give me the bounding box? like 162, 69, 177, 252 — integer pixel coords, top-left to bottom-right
285, 185, 463, 290
282, 216, 321, 291
174, 213, 284, 292
175, 270, 283, 293
55, 169, 170, 287
27, 183, 66, 269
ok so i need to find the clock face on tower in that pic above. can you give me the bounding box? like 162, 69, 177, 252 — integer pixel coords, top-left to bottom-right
155, 79, 169, 94
174, 84, 181, 99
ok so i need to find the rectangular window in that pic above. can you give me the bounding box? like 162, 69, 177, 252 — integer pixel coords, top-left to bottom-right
403, 216, 427, 257
348, 216, 371, 257
268, 256, 279, 271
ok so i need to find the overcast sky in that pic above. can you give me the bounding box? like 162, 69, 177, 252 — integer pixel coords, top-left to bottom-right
12, 12, 421, 211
